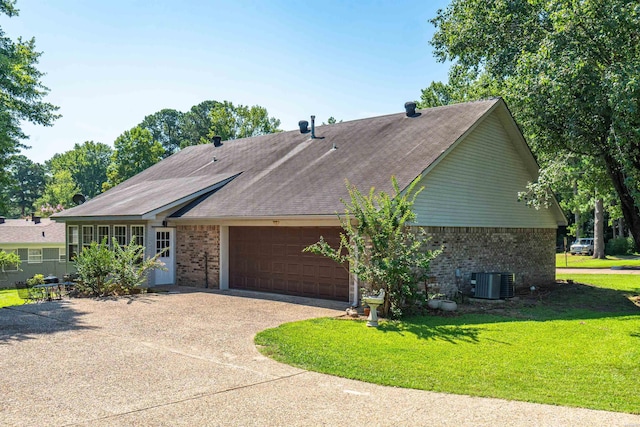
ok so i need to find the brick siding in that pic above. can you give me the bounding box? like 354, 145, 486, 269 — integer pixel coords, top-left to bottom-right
175, 225, 220, 288
420, 226, 556, 296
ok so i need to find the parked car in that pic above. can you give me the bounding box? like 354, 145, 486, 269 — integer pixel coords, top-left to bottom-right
570, 238, 594, 255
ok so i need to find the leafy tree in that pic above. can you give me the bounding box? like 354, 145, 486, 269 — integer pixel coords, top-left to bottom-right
0, 0, 60, 213
103, 126, 163, 191
205, 100, 281, 143
429, 0, 640, 249
322, 117, 342, 125
179, 100, 281, 147
418, 66, 501, 108
34, 169, 78, 214
6, 155, 45, 216
304, 176, 440, 319
47, 141, 112, 198
139, 109, 184, 158
0, 249, 20, 272
180, 100, 220, 147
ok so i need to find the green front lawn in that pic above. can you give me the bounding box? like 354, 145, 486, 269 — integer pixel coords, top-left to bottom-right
556, 253, 640, 268
0, 288, 24, 308
256, 274, 640, 414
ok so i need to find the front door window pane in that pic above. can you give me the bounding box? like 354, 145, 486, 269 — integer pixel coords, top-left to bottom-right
156, 231, 170, 257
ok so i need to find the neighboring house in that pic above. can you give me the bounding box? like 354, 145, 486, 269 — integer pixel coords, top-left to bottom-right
0, 216, 68, 286
53, 98, 567, 304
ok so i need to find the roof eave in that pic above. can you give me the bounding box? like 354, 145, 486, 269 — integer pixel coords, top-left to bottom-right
140, 174, 241, 220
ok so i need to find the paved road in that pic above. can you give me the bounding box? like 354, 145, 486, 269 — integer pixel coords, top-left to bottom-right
1, 288, 639, 426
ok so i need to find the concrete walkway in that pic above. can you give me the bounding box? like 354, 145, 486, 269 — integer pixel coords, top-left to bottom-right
1, 288, 639, 426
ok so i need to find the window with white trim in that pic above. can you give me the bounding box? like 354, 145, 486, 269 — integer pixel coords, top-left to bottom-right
114, 225, 127, 247
82, 225, 94, 249
28, 248, 43, 264
131, 225, 144, 247
68, 226, 79, 260
97, 225, 110, 245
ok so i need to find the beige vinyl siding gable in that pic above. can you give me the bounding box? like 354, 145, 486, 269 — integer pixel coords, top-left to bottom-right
412, 112, 558, 228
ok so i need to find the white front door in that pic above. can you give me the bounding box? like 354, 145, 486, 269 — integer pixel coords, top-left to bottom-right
154, 228, 175, 285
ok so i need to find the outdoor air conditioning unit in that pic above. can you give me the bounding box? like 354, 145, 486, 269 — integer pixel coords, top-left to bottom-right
500, 272, 515, 299
472, 272, 501, 299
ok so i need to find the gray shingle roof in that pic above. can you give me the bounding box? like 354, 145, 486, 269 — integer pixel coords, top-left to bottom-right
0, 218, 66, 244
56, 99, 500, 219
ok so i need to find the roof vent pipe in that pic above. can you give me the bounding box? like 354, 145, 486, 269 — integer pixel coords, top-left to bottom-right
33, 215, 41, 224
212, 135, 222, 147
310, 115, 316, 139
298, 120, 309, 134
404, 101, 417, 117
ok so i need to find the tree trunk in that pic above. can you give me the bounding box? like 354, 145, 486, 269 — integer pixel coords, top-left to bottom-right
618, 217, 624, 239
604, 153, 640, 251
573, 181, 580, 239
593, 198, 605, 259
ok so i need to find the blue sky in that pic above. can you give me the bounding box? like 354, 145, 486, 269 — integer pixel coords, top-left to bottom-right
3, 0, 452, 164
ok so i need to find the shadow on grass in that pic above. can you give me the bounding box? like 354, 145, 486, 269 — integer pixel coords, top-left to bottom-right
377, 321, 485, 344
0, 300, 96, 344
514, 281, 640, 321
373, 281, 639, 342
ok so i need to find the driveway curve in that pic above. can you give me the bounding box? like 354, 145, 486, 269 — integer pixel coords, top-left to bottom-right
1, 288, 639, 426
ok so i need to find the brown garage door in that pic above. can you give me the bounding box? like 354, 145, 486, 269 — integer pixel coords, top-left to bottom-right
230, 226, 350, 301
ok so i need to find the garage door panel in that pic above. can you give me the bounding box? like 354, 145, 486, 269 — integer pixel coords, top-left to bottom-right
317, 265, 333, 279
302, 281, 317, 295
273, 262, 285, 274
302, 264, 316, 277
230, 226, 349, 301
272, 244, 286, 256
286, 244, 301, 256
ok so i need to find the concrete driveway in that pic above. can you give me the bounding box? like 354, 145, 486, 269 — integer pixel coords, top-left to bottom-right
1, 288, 639, 426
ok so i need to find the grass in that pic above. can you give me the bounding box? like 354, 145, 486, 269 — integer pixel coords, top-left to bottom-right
256, 274, 640, 414
556, 253, 640, 268
0, 288, 24, 308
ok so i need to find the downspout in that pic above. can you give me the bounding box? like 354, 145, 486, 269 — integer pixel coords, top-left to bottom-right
352, 244, 358, 307
204, 252, 209, 288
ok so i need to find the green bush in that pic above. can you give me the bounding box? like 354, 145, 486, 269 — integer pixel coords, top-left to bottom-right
27, 274, 44, 287
73, 237, 166, 296
0, 250, 20, 272
74, 240, 116, 295
605, 237, 637, 255
108, 237, 166, 295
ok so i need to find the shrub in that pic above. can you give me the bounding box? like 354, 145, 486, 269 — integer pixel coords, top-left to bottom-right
27, 274, 44, 287
73, 237, 166, 296
108, 237, 166, 295
305, 175, 440, 319
605, 237, 637, 255
74, 240, 115, 295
